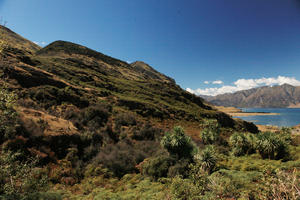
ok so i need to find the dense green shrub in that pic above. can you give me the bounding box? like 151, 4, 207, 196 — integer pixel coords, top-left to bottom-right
167, 158, 191, 178
65, 103, 111, 131
132, 123, 162, 141
256, 132, 290, 160
194, 145, 217, 174
0, 87, 19, 142
141, 154, 175, 180
0, 151, 50, 199
200, 119, 220, 145
94, 140, 158, 178
82, 104, 111, 129
114, 113, 137, 129
170, 176, 204, 199
30, 86, 89, 109
161, 126, 197, 159
229, 132, 256, 156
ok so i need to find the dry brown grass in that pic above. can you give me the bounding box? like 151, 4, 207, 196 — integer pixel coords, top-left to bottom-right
17, 106, 78, 136
270, 169, 300, 200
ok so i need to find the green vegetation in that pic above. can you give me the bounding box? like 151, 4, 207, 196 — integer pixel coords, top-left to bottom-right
0, 88, 60, 199
229, 132, 256, 156
161, 126, 196, 159
1, 79, 299, 200
194, 145, 217, 174
0, 87, 18, 142
0, 25, 299, 199
256, 131, 290, 160
200, 119, 220, 144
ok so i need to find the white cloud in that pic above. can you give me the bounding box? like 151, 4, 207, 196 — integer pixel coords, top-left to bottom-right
186, 76, 300, 96
204, 81, 210, 84
212, 80, 223, 85
33, 41, 47, 46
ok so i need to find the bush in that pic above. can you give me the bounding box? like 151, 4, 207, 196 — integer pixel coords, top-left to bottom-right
200, 119, 220, 145
170, 176, 203, 199
140, 154, 175, 180
114, 113, 137, 129
30, 86, 89, 109
256, 132, 290, 160
132, 123, 162, 141
194, 145, 217, 174
265, 168, 300, 200
82, 104, 111, 129
94, 140, 158, 178
0, 87, 20, 142
167, 158, 191, 178
0, 151, 49, 199
66, 104, 111, 131
161, 126, 197, 159
229, 132, 256, 156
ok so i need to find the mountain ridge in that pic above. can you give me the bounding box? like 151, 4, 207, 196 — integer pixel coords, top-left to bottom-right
204, 84, 300, 108
0, 25, 258, 137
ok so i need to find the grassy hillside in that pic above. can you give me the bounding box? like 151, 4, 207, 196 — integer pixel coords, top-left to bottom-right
1, 25, 257, 132
0, 25, 299, 199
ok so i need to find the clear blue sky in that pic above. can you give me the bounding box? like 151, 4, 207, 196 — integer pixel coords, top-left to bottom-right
1, 0, 300, 95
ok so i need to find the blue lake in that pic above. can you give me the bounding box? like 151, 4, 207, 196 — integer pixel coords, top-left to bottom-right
236, 108, 300, 127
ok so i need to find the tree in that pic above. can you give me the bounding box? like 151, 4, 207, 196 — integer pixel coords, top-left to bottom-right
161, 126, 196, 159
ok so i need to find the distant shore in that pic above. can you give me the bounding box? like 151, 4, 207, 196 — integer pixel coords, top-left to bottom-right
216, 106, 279, 117
215, 106, 300, 133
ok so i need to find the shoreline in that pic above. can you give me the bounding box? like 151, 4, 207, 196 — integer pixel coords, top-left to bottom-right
215, 106, 279, 117
215, 106, 300, 133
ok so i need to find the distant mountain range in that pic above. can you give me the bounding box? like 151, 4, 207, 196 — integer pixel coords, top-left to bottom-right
204, 84, 300, 108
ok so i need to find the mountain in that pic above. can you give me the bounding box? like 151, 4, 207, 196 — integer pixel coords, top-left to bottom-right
2, 26, 300, 200
205, 84, 300, 108
0, 24, 259, 191
0, 25, 257, 134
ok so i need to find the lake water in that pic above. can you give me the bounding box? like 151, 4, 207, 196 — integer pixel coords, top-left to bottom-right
236, 108, 300, 127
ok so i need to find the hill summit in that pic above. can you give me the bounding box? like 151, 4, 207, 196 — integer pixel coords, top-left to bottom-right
0, 25, 257, 134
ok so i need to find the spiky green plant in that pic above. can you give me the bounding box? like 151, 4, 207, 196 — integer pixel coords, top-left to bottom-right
161, 126, 197, 159
229, 132, 256, 156
194, 145, 217, 174
256, 132, 289, 159
200, 119, 220, 145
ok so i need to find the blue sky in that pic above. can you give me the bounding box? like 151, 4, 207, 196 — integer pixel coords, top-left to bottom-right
1, 0, 300, 95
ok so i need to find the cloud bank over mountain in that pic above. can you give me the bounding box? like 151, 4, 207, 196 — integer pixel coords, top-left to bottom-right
187, 76, 300, 96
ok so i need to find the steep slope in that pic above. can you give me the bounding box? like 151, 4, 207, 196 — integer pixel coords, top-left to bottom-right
205, 84, 300, 108
29, 41, 232, 125
0, 25, 40, 55
0, 26, 258, 140
130, 61, 175, 83
0, 26, 269, 198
